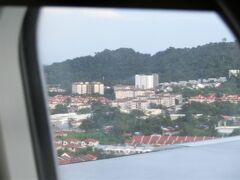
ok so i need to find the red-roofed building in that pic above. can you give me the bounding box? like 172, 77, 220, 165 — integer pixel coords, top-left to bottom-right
57, 153, 97, 165
126, 135, 215, 146
83, 138, 99, 147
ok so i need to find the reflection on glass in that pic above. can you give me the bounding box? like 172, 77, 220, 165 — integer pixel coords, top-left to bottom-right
37, 7, 240, 165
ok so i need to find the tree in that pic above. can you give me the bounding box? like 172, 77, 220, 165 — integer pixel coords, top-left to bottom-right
130, 110, 145, 118
64, 97, 71, 106
77, 108, 91, 114
74, 147, 93, 156
52, 104, 68, 114
80, 119, 96, 131
222, 37, 227, 42
57, 149, 65, 156
230, 128, 240, 136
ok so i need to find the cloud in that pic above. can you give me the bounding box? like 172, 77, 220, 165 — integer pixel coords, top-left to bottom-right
42, 7, 123, 20
79, 8, 123, 19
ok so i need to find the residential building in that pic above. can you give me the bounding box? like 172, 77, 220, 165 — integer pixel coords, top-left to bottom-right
97, 145, 153, 155
114, 85, 135, 99
112, 93, 182, 111
159, 93, 176, 107
229, 69, 240, 78
114, 85, 155, 100
72, 81, 104, 95
170, 114, 186, 120
126, 135, 215, 146
135, 74, 159, 89
93, 82, 104, 95
48, 84, 66, 93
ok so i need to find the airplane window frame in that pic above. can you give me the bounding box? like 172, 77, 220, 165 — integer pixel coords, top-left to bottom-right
20, 8, 59, 180
18, 1, 240, 180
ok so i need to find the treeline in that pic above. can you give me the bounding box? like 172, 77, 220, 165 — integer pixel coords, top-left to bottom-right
172, 76, 240, 97
44, 42, 240, 91
181, 101, 240, 116
177, 101, 240, 136
79, 102, 224, 143
79, 102, 172, 144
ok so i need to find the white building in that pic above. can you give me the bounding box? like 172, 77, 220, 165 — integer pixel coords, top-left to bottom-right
48, 84, 66, 93
170, 114, 186, 120
72, 81, 104, 95
98, 145, 153, 155
93, 82, 104, 95
114, 85, 135, 99
215, 126, 240, 134
72, 82, 90, 94
112, 93, 182, 111
50, 113, 91, 128
229, 69, 240, 78
135, 74, 159, 89
159, 94, 176, 107
114, 85, 154, 100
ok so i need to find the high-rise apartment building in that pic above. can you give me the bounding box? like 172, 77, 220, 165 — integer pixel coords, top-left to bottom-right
72, 82, 104, 95
135, 74, 159, 89
93, 82, 104, 95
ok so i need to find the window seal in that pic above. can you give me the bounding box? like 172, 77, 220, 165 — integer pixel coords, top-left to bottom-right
19, 7, 59, 180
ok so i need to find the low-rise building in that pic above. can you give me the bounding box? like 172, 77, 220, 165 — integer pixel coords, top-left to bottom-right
58, 153, 97, 165
48, 84, 66, 93
229, 69, 240, 78
114, 85, 135, 99
114, 85, 154, 100
126, 135, 215, 146
170, 114, 186, 120
112, 93, 182, 111
215, 126, 240, 134
84, 138, 99, 147
98, 145, 153, 155
145, 109, 162, 116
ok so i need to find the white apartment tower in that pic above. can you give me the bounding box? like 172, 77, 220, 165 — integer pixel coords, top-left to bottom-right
135, 74, 159, 89
93, 82, 104, 95
72, 82, 104, 95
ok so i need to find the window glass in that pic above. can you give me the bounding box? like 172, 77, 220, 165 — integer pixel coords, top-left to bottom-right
37, 7, 240, 167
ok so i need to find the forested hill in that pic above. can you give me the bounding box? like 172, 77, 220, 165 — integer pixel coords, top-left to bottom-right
44, 42, 240, 90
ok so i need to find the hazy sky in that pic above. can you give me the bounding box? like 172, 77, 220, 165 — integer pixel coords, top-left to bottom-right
37, 7, 235, 65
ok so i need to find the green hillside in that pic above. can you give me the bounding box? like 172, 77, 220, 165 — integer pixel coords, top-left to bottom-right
44, 42, 240, 91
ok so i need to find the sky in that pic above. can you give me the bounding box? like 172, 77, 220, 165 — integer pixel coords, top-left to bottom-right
37, 7, 236, 65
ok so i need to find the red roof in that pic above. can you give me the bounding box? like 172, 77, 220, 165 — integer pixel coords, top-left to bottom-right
58, 153, 97, 165
126, 135, 215, 145
84, 138, 99, 143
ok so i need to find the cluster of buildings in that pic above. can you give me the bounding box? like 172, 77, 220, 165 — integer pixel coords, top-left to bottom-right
189, 94, 240, 104
112, 93, 182, 112
51, 113, 91, 129
55, 137, 100, 164
215, 115, 240, 135
49, 71, 240, 166
114, 85, 155, 100
97, 145, 153, 155
48, 95, 110, 130
159, 77, 227, 92
55, 138, 99, 152
48, 95, 110, 109
58, 153, 97, 165
48, 84, 66, 93
72, 81, 104, 95
111, 73, 182, 113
